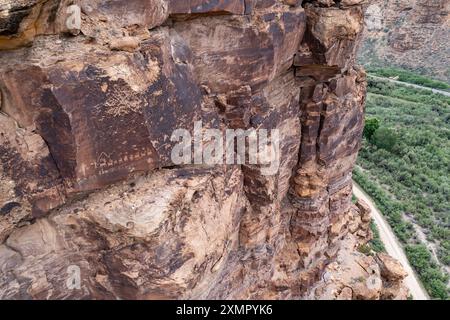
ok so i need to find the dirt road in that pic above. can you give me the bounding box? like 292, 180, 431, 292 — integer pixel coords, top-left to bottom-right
368, 75, 450, 97
353, 182, 429, 300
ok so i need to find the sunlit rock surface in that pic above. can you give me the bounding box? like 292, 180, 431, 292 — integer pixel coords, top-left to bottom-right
0, 0, 408, 299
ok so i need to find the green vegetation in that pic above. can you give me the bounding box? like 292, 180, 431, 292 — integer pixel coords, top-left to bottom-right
405, 245, 449, 300
370, 220, 386, 253
354, 168, 414, 244
371, 127, 398, 152
367, 67, 450, 91
354, 77, 450, 299
357, 220, 385, 255
363, 118, 380, 141
368, 78, 450, 106
358, 244, 372, 256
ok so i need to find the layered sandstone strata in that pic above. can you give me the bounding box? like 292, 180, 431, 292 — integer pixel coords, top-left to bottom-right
360, 0, 450, 82
0, 0, 407, 299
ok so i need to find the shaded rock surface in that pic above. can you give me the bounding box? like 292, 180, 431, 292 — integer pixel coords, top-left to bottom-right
0, 0, 408, 299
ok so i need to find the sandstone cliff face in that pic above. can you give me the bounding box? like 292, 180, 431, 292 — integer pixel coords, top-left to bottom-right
0, 0, 407, 299
360, 0, 450, 82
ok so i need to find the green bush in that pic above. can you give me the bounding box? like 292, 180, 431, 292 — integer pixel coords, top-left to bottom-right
372, 127, 398, 152
369, 220, 386, 253
364, 118, 380, 141
405, 245, 449, 300
358, 244, 372, 256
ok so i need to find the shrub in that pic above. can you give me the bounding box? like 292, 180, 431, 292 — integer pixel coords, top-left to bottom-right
372, 127, 398, 152
364, 117, 380, 141
358, 244, 372, 256
405, 245, 449, 300
369, 220, 386, 253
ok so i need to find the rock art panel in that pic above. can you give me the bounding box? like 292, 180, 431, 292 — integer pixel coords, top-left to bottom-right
0, 0, 409, 300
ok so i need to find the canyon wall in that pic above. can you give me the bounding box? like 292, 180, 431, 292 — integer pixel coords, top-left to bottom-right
360, 0, 450, 82
0, 0, 407, 299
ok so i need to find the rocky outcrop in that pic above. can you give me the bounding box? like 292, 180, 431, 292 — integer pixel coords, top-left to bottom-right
0, 0, 408, 299
0, 166, 246, 299
308, 200, 409, 300
360, 0, 450, 82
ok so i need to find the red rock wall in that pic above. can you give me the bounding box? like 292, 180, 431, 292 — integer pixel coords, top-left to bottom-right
360, 0, 450, 82
0, 0, 405, 300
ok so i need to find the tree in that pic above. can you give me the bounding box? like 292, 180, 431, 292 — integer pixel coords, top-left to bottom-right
363, 117, 380, 141
372, 127, 398, 152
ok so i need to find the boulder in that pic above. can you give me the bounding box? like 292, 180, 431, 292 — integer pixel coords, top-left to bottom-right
376, 253, 408, 281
